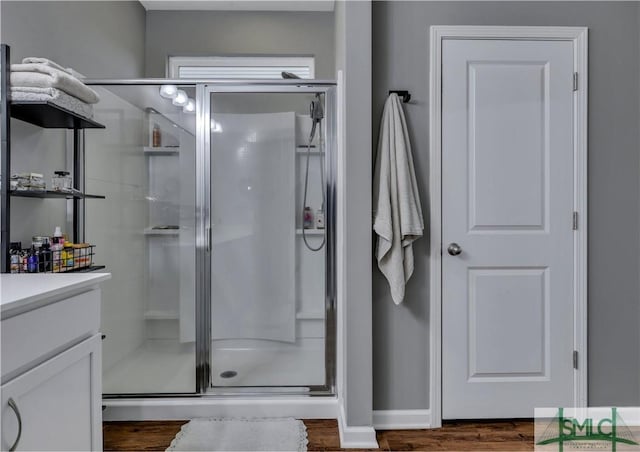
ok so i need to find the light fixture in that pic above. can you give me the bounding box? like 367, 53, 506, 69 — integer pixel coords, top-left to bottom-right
183, 98, 195, 113
211, 120, 223, 133
172, 90, 188, 107
159, 84, 178, 99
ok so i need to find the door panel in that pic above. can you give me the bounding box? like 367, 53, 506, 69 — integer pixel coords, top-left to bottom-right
469, 62, 548, 231
1, 335, 101, 451
442, 39, 574, 419
468, 267, 547, 379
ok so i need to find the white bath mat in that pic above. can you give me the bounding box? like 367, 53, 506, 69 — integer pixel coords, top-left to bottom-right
166, 417, 308, 451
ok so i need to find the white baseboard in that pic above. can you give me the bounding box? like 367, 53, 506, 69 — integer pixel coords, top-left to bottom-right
337, 405, 379, 449
103, 396, 338, 421
373, 409, 432, 430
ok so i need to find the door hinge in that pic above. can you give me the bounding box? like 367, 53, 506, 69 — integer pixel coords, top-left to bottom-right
573, 72, 579, 92
572, 211, 579, 230
573, 350, 579, 369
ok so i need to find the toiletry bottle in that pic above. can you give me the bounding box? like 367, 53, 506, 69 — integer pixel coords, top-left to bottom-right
315, 209, 325, 229
53, 226, 63, 241
10, 251, 20, 273
51, 226, 64, 272
63, 243, 74, 270
303, 207, 314, 229
40, 241, 52, 273
9, 242, 22, 273
52, 171, 72, 192
27, 246, 38, 273
152, 125, 161, 147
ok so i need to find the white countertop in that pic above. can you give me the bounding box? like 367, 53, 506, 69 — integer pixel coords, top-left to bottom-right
1, 273, 111, 318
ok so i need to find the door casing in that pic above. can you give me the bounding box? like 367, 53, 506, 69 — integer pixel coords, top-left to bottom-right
428, 25, 588, 427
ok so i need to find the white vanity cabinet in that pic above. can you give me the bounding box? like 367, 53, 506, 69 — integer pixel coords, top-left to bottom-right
1, 274, 110, 451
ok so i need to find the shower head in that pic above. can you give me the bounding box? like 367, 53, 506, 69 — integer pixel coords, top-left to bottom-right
309, 95, 323, 142
281, 71, 301, 79
310, 96, 323, 122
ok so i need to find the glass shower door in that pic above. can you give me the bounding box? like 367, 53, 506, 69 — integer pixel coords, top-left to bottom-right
203, 87, 335, 392
85, 84, 197, 395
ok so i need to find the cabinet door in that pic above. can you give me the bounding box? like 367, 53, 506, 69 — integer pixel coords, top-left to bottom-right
1, 335, 102, 451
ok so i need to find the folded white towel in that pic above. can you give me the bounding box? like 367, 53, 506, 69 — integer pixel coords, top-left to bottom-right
21, 57, 72, 75
10, 63, 100, 104
373, 93, 424, 305
10, 87, 93, 119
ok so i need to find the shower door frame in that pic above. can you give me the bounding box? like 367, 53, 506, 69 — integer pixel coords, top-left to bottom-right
82, 79, 338, 398
196, 83, 338, 396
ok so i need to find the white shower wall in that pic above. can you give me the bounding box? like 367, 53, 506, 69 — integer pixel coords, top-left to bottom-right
155, 112, 326, 346
85, 87, 148, 373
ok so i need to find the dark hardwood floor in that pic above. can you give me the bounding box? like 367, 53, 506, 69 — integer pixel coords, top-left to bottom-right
103, 419, 534, 451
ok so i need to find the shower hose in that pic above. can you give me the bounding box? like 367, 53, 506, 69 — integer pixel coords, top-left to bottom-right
302, 100, 326, 252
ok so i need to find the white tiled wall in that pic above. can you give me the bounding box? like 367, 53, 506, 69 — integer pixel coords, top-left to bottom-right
85, 87, 148, 372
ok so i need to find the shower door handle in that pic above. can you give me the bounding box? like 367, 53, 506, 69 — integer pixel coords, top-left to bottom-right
206, 227, 212, 252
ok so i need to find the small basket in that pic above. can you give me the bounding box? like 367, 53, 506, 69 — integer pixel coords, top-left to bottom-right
9, 244, 96, 273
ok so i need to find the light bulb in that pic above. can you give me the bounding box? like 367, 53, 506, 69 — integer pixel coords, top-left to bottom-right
183, 98, 195, 113
159, 84, 178, 99
211, 120, 223, 133
172, 90, 188, 107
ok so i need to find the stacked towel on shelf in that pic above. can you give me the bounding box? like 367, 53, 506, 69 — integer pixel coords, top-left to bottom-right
9, 57, 99, 119
20, 57, 72, 74
10, 87, 94, 119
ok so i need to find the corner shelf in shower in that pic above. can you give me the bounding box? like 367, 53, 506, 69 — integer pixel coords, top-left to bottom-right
296, 146, 324, 154
144, 309, 179, 320
10, 190, 105, 199
144, 227, 179, 236
296, 311, 325, 320
295, 228, 325, 235
143, 146, 179, 156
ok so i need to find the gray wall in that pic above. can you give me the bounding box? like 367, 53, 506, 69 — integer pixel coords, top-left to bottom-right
335, 0, 373, 427
1, 1, 146, 77
1, 1, 146, 247
145, 10, 335, 78
372, 1, 640, 411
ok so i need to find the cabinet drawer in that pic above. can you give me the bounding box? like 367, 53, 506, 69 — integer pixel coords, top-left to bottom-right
1, 334, 102, 451
1, 289, 101, 382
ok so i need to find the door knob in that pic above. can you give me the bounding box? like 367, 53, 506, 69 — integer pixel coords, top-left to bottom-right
447, 243, 462, 256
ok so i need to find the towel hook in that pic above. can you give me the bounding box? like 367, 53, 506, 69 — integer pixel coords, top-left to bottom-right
389, 90, 411, 103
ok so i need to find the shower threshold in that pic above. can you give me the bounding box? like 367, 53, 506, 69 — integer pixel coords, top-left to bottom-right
102, 394, 339, 421
103, 338, 325, 395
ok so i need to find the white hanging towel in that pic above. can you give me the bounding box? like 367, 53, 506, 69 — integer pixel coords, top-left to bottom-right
373, 93, 424, 305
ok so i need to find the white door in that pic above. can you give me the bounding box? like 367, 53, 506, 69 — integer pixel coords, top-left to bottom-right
442, 38, 576, 419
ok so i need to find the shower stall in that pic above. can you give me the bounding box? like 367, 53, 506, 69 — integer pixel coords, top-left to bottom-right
82, 80, 337, 404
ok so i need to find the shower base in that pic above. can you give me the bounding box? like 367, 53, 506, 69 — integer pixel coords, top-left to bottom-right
103, 338, 325, 395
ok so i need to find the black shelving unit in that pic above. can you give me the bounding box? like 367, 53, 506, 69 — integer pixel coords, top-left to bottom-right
10, 190, 105, 199
11, 101, 105, 129
1, 44, 106, 273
